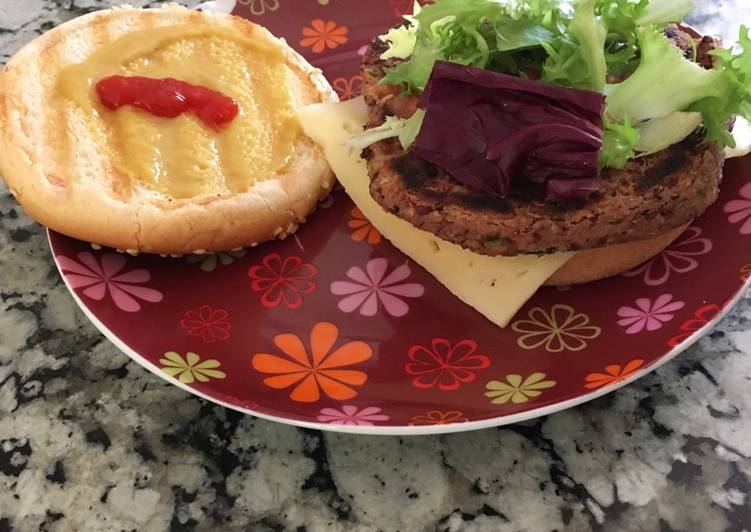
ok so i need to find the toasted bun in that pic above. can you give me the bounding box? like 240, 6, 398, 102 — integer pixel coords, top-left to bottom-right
545, 224, 689, 286
0, 5, 337, 254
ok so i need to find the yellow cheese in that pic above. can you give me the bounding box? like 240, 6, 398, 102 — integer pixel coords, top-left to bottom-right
298, 98, 574, 327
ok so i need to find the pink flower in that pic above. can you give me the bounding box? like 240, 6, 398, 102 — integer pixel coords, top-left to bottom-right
57, 252, 163, 312
725, 182, 751, 234
617, 294, 685, 334
622, 226, 712, 286
330, 258, 424, 317
317, 405, 390, 426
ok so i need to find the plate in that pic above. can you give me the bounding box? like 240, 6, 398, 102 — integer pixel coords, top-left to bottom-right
49, 0, 751, 434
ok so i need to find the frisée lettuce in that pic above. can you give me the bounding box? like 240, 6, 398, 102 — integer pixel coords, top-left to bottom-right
368, 0, 751, 195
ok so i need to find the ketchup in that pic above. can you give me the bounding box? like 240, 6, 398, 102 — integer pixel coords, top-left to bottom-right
95, 76, 239, 131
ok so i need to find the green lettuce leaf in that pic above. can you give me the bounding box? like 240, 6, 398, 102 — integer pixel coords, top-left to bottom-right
541, 0, 607, 91
638, 0, 694, 25
379, 2, 424, 60
380, 25, 419, 60
376, 0, 751, 164
596, 0, 647, 78
691, 25, 751, 147
381, 0, 567, 92
494, 20, 555, 52
605, 26, 722, 123
606, 24, 751, 149
380, 39, 443, 92
599, 115, 640, 169
347, 110, 426, 151
634, 111, 702, 154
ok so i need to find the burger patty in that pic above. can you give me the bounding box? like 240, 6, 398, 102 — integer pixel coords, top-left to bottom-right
360, 30, 725, 256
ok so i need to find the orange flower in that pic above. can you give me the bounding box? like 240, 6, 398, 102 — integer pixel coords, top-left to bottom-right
408, 410, 468, 426
348, 208, 381, 244
300, 19, 349, 54
332, 75, 364, 101
252, 322, 372, 402
584, 359, 645, 389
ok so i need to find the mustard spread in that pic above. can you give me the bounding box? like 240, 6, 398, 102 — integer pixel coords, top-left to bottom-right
57, 25, 302, 199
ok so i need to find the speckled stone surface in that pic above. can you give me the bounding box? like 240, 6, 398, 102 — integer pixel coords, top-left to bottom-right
1, 1, 751, 531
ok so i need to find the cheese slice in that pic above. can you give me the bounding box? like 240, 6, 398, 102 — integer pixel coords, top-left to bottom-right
298, 98, 573, 327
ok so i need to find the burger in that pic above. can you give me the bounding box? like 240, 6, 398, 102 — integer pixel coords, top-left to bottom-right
298, 0, 751, 326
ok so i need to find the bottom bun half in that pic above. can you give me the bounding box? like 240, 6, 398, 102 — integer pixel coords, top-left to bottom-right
545, 224, 688, 286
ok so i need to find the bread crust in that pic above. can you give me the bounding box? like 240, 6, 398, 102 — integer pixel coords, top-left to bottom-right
0, 5, 337, 254
544, 224, 689, 286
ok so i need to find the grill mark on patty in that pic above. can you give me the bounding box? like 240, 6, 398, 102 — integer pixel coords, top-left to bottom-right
390, 153, 438, 189
638, 149, 690, 192
459, 193, 512, 213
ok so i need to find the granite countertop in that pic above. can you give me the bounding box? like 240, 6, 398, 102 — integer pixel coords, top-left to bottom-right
1, 1, 751, 531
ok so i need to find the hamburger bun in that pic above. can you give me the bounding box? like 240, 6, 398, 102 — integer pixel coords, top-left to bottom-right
544, 224, 688, 286
0, 5, 337, 254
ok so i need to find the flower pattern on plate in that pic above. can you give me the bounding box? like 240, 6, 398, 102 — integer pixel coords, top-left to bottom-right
622, 227, 713, 286
248, 253, 318, 309
389, 0, 427, 17
485, 373, 557, 405
317, 405, 389, 425
617, 294, 685, 334
332, 75, 364, 100
300, 19, 349, 53
512, 305, 601, 352
56, 252, 163, 312
724, 182, 751, 235
238, 0, 279, 15
348, 208, 382, 244
330, 258, 424, 317
252, 322, 373, 403
160, 352, 226, 384
408, 410, 469, 426
186, 250, 246, 272
584, 359, 645, 389
179, 305, 231, 343
405, 339, 490, 391
667, 304, 721, 347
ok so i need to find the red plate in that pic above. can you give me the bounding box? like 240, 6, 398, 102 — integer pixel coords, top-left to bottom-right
49, 0, 751, 434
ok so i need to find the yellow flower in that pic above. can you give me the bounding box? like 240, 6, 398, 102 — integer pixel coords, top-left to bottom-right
186, 249, 246, 272
160, 352, 226, 384
485, 373, 556, 405
511, 304, 601, 352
